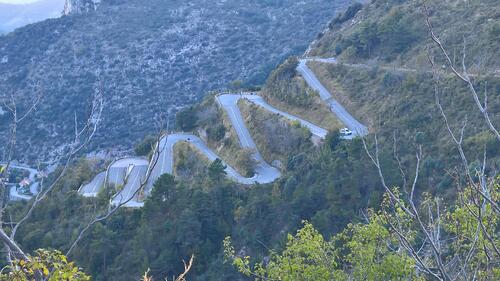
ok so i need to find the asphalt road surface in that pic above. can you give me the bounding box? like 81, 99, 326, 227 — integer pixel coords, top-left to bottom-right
4, 163, 39, 200
106, 158, 148, 188
241, 94, 328, 139
297, 58, 368, 136
81, 80, 367, 208
147, 133, 279, 188
111, 165, 148, 208
78, 172, 105, 197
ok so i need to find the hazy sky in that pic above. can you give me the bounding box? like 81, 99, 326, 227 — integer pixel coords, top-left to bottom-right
0, 0, 41, 4
0, 0, 65, 33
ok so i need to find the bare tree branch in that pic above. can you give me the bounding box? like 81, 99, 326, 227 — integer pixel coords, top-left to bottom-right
0, 83, 103, 271
362, 135, 414, 217
66, 126, 167, 257
422, 1, 500, 141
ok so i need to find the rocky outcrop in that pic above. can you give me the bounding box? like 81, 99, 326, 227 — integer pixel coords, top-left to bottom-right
63, 0, 100, 15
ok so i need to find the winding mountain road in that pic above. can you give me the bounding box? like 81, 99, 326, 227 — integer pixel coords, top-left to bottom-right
240, 94, 328, 139
111, 164, 148, 208
78, 57, 368, 207
3, 163, 40, 201
78, 172, 105, 197
298, 58, 368, 137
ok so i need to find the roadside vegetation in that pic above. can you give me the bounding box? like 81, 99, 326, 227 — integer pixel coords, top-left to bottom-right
307, 61, 499, 197
3, 121, 382, 280
260, 57, 342, 131
238, 99, 312, 167
176, 95, 257, 177
173, 142, 209, 183
1, 0, 498, 280
311, 0, 499, 70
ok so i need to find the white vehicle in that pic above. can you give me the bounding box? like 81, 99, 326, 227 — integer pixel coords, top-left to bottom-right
340, 128, 352, 136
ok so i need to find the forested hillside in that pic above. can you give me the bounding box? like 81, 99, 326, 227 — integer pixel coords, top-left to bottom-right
310, 0, 499, 71
0, 0, 351, 162
305, 0, 499, 193
1, 0, 498, 280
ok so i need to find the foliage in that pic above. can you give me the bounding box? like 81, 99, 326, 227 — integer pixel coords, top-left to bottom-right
230, 80, 243, 92
6, 2, 499, 280
134, 135, 157, 157
329, 2, 363, 28
176, 107, 198, 131
235, 148, 257, 177
336, 212, 418, 280
6, 127, 383, 280
333, 7, 424, 58
0, 249, 90, 281
206, 124, 226, 142
208, 158, 227, 182
325, 131, 341, 151
0, 0, 353, 162
308, 61, 500, 195
225, 217, 420, 281
259, 59, 341, 132
312, 0, 498, 69
227, 177, 500, 280
443, 180, 500, 280
238, 100, 312, 165
262, 57, 314, 107
174, 142, 208, 181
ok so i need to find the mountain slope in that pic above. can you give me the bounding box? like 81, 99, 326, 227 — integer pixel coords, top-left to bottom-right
309, 0, 499, 71
6, 1, 499, 280
303, 0, 499, 191
0, 0, 352, 163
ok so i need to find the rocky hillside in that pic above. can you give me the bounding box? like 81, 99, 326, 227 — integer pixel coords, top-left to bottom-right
0, 0, 352, 163
310, 0, 499, 71
303, 0, 499, 192
4, 1, 498, 280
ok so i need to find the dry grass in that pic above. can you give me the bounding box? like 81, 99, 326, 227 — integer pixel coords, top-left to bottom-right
238, 99, 285, 165
307, 61, 373, 126
173, 142, 210, 179
200, 104, 256, 177
259, 78, 342, 131
238, 99, 312, 168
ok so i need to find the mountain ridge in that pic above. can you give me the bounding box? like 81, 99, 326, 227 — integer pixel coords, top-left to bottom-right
0, 0, 352, 163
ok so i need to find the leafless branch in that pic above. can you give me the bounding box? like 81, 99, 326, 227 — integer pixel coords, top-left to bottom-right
392, 132, 408, 193
427, 50, 499, 214
422, 1, 500, 141
0, 84, 103, 269
174, 255, 194, 281
361, 135, 414, 216
66, 127, 167, 257
410, 146, 422, 202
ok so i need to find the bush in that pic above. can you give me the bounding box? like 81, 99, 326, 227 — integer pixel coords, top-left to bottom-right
134, 135, 157, 156
208, 158, 227, 182
263, 57, 313, 107
329, 2, 363, 28
207, 124, 226, 142
1, 249, 90, 281
326, 131, 342, 151
236, 148, 257, 177
176, 107, 198, 131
